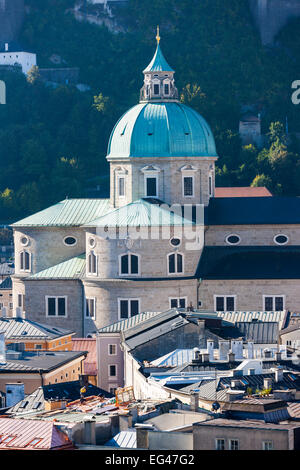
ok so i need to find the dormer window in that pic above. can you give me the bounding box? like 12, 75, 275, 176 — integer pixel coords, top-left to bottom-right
164, 83, 169, 95
153, 84, 160, 95
141, 165, 160, 198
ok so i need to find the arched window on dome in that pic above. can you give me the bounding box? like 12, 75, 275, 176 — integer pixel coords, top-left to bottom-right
87, 251, 97, 276
168, 252, 184, 275
119, 253, 140, 276
20, 250, 31, 272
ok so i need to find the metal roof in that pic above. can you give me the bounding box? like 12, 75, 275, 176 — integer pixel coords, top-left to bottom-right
152, 349, 194, 367
97, 311, 162, 333
143, 43, 175, 72
0, 318, 73, 340
11, 198, 111, 227
0, 276, 12, 289
8, 381, 112, 415
85, 198, 194, 227
0, 351, 86, 373
105, 429, 137, 448
216, 311, 286, 329
205, 196, 300, 225
196, 245, 300, 280
28, 253, 85, 280
0, 417, 74, 449
194, 418, 299, 430
107, 102, 217, 159
0, 263, 14, 276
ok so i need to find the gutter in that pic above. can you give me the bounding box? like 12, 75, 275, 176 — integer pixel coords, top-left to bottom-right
197, 278, 202, 308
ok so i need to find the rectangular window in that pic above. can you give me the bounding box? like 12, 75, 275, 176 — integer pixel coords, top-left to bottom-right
209, 175, 212, 196
46, 297, 67, 317
118, 299, 140, 319
183, 176, 194, 197
153, 84, 159, 95
215, 439, 225, 451
170, 298, 187, 309
164, 83, 169, 95
146, 177, 157, 197
118, 177, 125, 197
18, 294, 22, 308
263, 295, 285, 311
20, 251, 31, 272
86, 298, 96, 318
88, 252, 97, 275
109, 365, 117, 377
215, 296, 236, 311
229, 439, 239, 450
262, 441, 273, 450
108, 344, 117, 355
110, 387, 117, 395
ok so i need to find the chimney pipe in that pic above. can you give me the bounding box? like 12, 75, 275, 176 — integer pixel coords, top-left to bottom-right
1, 307, 7, 318
15, 307, 22, 319
247, 342, 254, 359
84, 419, 96, 445
207, 340, 214, 361
274, 367, 284, 383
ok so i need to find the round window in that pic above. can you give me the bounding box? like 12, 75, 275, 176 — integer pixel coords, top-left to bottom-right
20, 236, 29, 246
64, 236, 77, 246
226, 234, 241, 245
89, 238, 96, 248
170, 238, 181, 247
274, 234, 289, 245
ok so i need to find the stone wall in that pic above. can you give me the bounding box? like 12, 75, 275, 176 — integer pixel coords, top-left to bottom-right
0, 0, 24, 44
249, 0, 300, 45
199, 278, 300, 312
109, 156, 216, 208
14, 227, 86, 275
205, 224, 300, 246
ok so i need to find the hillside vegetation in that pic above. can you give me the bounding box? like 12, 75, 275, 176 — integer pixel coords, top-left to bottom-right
0, 0, 300, 222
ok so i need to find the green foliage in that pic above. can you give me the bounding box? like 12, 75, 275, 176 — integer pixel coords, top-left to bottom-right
0, 0, 300, 222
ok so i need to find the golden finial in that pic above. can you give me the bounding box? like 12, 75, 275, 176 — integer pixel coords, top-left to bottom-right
156, 25, 160, 44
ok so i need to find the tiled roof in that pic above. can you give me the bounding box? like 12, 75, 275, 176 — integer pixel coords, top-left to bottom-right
0, 318, 74, 340
85, 198, 194, 227
11, 198, 111, 227
214, 187, 272, 198
8, 381, 112, 415
97, 311, 162, 333
205, 196, 300, 225
196, 246, 300, 280
0, 417, 74, 449
72, 338, 97, 375
28, 254, 85, 279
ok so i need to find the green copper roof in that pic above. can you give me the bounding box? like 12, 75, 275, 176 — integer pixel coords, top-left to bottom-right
12, 199, 111, 227
143, 43, 175, 73
107, 102, 218, 159
28, 254, 85, 279
85, 199, 195, 227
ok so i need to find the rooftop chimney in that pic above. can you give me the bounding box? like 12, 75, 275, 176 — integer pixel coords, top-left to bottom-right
83, 418, 96, 445
264, 378, 273, 390
226, 390, 245, 402
274, 367, 284, 383
227, 351, 235, 363
207, 340, 214, 361
247, 342, 254, 359
219, 340, 230, 361
1, 307, 7, 318
15, 307, 23, 319
275, 351, 282, 362
193, 348, 201, 362
231, 340, 243, 360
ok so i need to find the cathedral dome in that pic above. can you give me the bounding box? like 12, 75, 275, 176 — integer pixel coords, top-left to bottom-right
107, 101, 218, 159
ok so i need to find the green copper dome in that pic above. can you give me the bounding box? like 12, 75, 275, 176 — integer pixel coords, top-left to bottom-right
107, 102, 218, 159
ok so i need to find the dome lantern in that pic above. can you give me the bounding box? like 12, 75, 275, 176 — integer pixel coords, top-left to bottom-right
140, 27, 178, 103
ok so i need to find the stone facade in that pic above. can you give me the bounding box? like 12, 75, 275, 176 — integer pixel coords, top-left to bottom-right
109, 157, 216, 208
198, 279, 300, 312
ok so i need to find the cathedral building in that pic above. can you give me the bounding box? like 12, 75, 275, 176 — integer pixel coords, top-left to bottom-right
10, 33, 300, 337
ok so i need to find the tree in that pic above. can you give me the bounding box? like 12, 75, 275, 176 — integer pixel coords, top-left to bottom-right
251, 174, 272, 190
27, 65, 41, 84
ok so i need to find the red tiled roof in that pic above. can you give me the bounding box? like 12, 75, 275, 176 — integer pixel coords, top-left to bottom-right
72, 338, 97, 376
215, 187, 272, 198
0, 417, 74, 450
